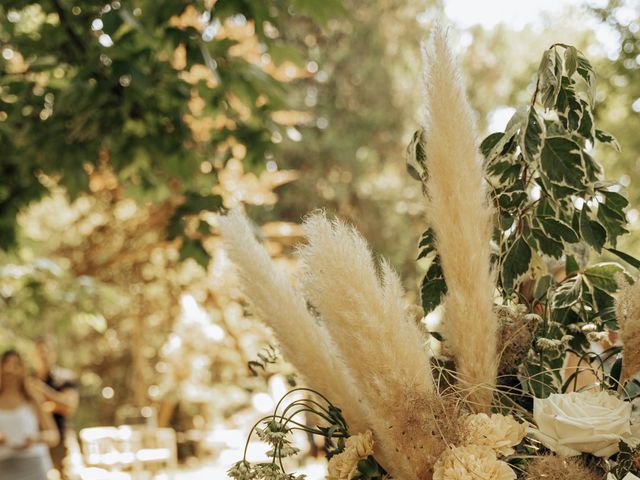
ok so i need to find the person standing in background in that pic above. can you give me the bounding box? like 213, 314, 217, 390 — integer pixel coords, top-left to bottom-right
0, 349, 59, 480
30, 337, 79, 478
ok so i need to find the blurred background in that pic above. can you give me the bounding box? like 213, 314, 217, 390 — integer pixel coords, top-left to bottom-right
1, 0, 639, 478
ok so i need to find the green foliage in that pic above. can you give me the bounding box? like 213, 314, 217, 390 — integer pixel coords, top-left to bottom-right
411, 44, 640, 403
413, 44, 638, 318
0, 0, 341, 249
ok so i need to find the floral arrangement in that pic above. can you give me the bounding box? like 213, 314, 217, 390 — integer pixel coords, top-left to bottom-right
221, 26, 640, 480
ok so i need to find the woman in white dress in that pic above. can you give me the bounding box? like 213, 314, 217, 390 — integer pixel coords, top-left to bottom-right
0, 349, 59, 480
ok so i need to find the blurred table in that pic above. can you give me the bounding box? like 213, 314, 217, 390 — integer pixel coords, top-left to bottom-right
78, 426, 177, 480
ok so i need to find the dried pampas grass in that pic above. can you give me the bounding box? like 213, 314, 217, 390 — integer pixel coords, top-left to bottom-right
616, 274, 640, 382
299, 212, 444, 480
525, 455, 600, 480
218, 211, 367, 433
420, 26, 498, 411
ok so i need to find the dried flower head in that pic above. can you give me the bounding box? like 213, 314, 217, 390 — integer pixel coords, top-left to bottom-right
433, 445, 516, 480
525, 455, 600, 480
495, 305, 540, 375
463, 413, 527, 456
327, 431, 374, 480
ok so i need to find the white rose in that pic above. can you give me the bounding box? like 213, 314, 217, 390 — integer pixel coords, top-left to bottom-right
607, 474, 640, 480
533, 391, 637, 457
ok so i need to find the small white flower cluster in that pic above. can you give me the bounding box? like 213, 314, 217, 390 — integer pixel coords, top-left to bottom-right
256, 421, 300, 459
228, 461, 306, 480
228, 420, 304, 480
535, 335, 572, 352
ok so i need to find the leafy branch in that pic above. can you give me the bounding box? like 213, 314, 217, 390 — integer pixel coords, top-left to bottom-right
409, 43, 640, 399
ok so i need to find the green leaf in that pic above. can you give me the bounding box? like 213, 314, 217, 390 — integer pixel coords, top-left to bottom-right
597, 202, 628, 247
179, 238, 210, 268
421, 259, 447, 314
566, 255, 580, 275
529, 228, 564, 258
520, 107, 545, 162
579, 206, 606, 253
417, 228, 436, 260
537, 217, 579, 244
552, 275, 583, 309
484, 112, 523, 163
556, 81, 583, 132
538, 49, 561, 109
540, 136, 586, 192
564, 46, 578, 78
606, 248, 640, 269
480, 132, 504, 158
584, 263, 625, 293
502, 237, 532, 291
602, 190, 629, 210
595, 129, 621, 152
534, 274, 554, 301
406, 129, 427, 183
577, 101, 594, 141
576, 52, 596, 104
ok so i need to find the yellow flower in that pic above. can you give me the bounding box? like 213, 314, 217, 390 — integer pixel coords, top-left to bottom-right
327, 431, 374, 480
433, 445, 516, 480
463, 413, 526, 456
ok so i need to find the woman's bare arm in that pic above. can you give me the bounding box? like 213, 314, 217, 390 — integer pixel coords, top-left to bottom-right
29, 379, 79, 416
32, 399, 60, 447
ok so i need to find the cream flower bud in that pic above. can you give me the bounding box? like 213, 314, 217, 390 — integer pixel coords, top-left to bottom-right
433, 445, 516, 480
463, 413, 527, 456
327, 430, 374, 480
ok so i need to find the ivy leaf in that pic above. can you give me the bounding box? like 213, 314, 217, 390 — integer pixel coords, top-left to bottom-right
520, 107, 545, 162
552, 275, 583, 309
502, 237, 532, 291
579, 206, 606, 253
595, 129, 621, 152
584, 263, 626, 293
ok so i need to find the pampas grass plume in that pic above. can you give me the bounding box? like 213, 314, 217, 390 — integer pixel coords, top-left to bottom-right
299, 212, 448, 480
421, 26, 498, 411
616, 274, 640, 382
218, 211, 367, 433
